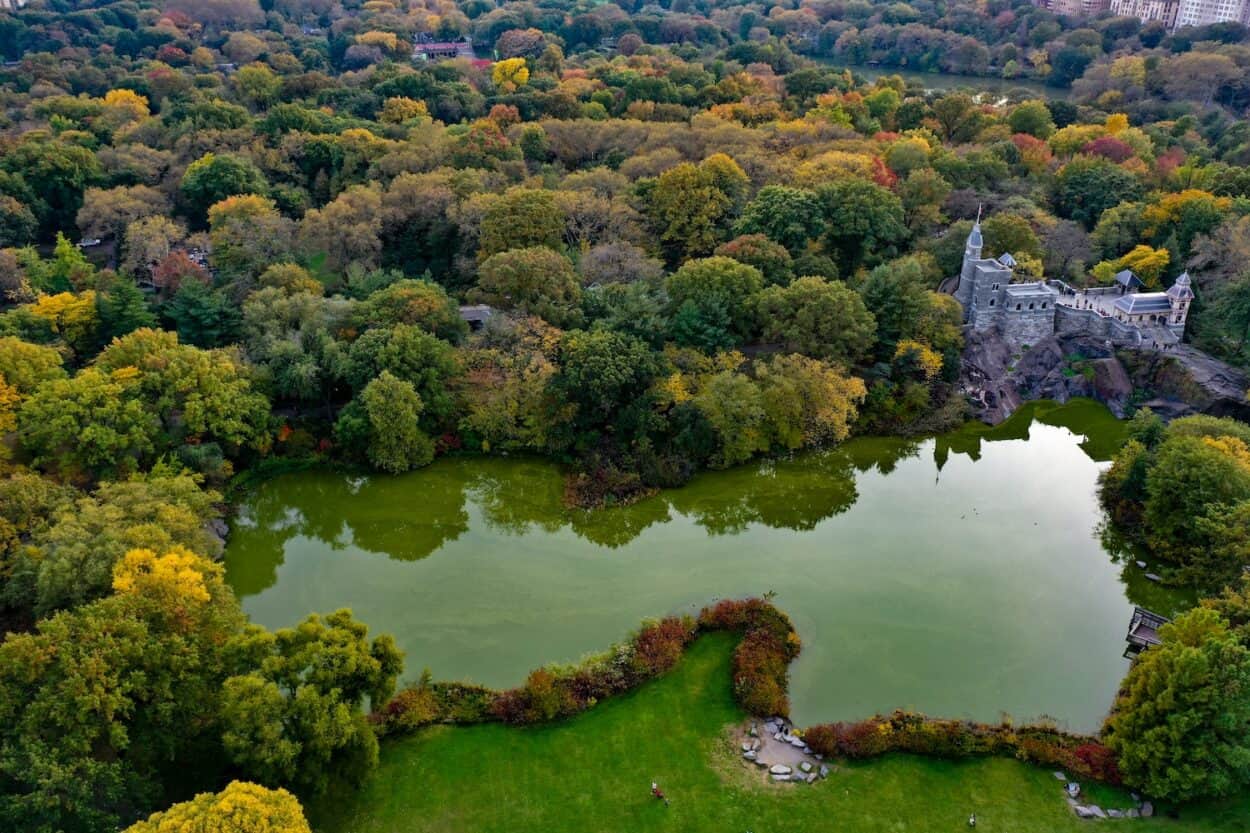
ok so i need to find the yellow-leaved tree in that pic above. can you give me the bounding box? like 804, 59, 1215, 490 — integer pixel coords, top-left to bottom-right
492, 57, 530, 91
123, 781, 311, 833
113, 545, 222, 608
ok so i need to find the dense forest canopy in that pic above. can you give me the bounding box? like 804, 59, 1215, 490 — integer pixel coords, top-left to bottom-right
0, 0, 1249, 830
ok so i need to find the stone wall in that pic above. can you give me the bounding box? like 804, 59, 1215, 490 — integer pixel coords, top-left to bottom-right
1054, 306, 1144, 346
1000, 308, 1055, 347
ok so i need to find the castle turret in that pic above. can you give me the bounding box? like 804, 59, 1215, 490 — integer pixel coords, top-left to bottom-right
954, 219, 984, 314
1165, 271, 1194, 335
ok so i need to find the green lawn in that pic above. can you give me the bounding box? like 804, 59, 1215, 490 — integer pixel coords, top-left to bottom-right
312, 634, 1250, 833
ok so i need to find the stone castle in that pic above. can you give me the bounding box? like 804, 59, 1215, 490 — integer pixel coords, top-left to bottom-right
951, 218, 1194, 350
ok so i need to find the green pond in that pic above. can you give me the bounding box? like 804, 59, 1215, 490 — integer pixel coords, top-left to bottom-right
226, 400, 1185, 734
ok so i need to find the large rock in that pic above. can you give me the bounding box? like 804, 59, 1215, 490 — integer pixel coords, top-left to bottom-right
959, 329, 1250, 425
769, 764, 792, 776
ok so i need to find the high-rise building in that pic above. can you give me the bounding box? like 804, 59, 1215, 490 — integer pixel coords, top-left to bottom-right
1046, 0, 1113, 16
1108, 0, 1179, 26
1172, 0, 1250, 27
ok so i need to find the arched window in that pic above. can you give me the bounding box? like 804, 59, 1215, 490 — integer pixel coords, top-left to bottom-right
1028, 303, 1034, 310
1016, 303, 1022, 310
989, 299, 995, 307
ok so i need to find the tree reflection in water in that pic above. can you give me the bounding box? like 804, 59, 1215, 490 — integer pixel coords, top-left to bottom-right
227, 398, 1126, 596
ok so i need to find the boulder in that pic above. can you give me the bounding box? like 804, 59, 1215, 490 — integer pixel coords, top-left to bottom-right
742, 742, 753, 752
799, 762, 813, 773
743, 750, 757, 761
1074, 806, 1097, 819
1140, 802, 1153, 818
1089, 806, 1107, 819
769, 764, 792, 776
1108, 809, 1124, 818
819, 765, 830, 778
1053, 772, 1067, 781
771, 774, 790, 782
805, 773, 818, 784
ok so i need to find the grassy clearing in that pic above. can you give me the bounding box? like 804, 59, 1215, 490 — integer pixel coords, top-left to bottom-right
312, 634, 1250, 833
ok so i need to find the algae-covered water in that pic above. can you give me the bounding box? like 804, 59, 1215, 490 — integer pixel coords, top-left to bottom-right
226, 400, 1182, 732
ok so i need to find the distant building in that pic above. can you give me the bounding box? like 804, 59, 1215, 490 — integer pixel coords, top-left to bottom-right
0, 0, 29, 10
1046, 0, 1113, 16
1172, 0, 1250, 28
412, 35, 476, 62
1108, 0, 1179, 26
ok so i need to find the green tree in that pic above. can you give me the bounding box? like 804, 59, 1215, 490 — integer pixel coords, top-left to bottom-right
553, 329, 664, 430
471, 247, 582, 327
24, 467, 222, 616
1103, 608, 1250, 802
221, 609, 403, 793
1, 137, 103, 236
17, 367, 158, 480
665, 256, 763, 347
341, 324, 459, 430
1143, 434, 1250, 562
1054, 157, 1144, 229
694, 370, 768, 468
180, 152, 269, 225
0, 551, 242, 833
753, 277, 877, 364
359, 279, 468, 343
735, 185, 825, 254
165, 280, 244, 348
96, 275, 157, 344
1006, 100, 1055, 138
816, 179, 908, 269
478, 188, 565, 258
340, 371, 435, 473
0, 336, 65, 394
860, 256, 932, 351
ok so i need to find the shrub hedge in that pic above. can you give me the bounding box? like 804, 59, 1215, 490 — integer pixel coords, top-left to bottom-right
375, 597, 1121, 786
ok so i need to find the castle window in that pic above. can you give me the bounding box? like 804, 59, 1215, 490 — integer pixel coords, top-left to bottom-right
1028, 303, 1034, 310
1042, 303, 1047, 309
989, 299, 995, 306
992, 283, 1000, 290
1016, 304, 1021, 310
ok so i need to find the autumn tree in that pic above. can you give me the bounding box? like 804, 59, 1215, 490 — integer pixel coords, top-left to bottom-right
472, 247, 582, 326
646, 154, 749, 263
478, 188, 565, 258
124, 781, 311, 833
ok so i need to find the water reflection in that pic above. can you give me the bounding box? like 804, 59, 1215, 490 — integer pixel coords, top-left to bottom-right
226, 399, 1183, 732
231, 399, 1126, 596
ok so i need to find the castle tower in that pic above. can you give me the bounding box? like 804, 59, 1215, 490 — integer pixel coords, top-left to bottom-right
1165, 271, 1194, 336
954, 218, 984, 315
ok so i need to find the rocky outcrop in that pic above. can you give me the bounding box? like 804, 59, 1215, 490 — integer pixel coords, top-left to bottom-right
960, 328, 1250, 425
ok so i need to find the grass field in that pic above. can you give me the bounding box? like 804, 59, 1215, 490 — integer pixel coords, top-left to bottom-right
312, 634, 1250, 833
